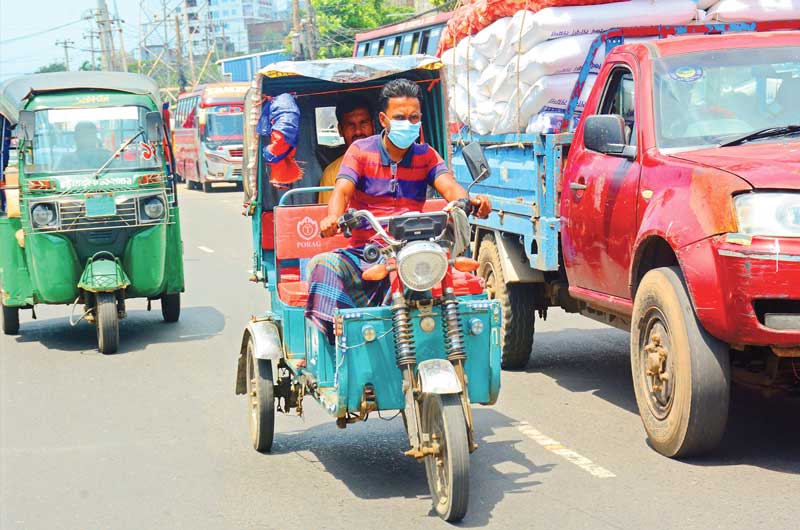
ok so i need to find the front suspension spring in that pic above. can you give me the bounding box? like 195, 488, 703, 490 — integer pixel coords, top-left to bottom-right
442, 289, 466, 362
391, 292, 416, 367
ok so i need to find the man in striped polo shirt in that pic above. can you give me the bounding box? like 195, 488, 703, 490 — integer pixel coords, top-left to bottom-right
305, 78, 491, 342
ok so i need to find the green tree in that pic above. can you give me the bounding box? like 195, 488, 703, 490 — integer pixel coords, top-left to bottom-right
79, 60, 100, 71
311, 0, 406, 58
35, 62, 67, 73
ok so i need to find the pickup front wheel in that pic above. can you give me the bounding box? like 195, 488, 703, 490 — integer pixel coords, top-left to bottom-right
630, 267, 730, 458
477, 236, 535, 370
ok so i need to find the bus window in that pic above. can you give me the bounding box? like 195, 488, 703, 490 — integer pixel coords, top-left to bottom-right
364, 42, 371, 56
400, 34, 413, 55
410, 32, 420, 54
392, 37, 401, 55
428, 27, 442, 55
378, 40, 385, 56
315, 107, 344, 147
420, 30, 431, 55
357, 43, 366, 57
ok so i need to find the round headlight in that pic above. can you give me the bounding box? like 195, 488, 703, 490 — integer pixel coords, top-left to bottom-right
143, 197, 165, 219
397, 241, 448, 292
31, 203, 56, 227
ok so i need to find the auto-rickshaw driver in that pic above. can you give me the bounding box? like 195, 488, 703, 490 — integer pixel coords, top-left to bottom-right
57, 121, 113, 170
306, 78, 492, 343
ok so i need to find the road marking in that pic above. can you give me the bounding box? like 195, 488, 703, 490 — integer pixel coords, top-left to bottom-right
197, 246, 215, 253
516, 421, 616, 478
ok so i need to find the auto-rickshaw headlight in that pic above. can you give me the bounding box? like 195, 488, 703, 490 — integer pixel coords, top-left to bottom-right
396, 241, 448, 292
142, 196, 165, 220
31, 203, 57, 228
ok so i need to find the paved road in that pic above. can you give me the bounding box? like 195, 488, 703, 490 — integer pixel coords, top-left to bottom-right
2, 187, 798, 530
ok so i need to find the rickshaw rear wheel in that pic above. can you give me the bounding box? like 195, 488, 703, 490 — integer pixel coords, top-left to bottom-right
246, 336, 275, 453
161, 293, 181, 322
1, 304, 20, 335
422, 394, 469, 522
95, 292, 119, 354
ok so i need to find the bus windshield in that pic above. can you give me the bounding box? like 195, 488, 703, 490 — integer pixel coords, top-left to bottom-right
203, 105, 243, 147
28, 105, 160, 173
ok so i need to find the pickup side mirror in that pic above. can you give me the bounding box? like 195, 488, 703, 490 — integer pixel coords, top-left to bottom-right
462, 141, 491, 183
145, 111, 163, 143
583, 114, 636, 160
18, 110, 35, 144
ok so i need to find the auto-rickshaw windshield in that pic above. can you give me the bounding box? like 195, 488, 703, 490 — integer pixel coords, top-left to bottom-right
26, 105, 160, 173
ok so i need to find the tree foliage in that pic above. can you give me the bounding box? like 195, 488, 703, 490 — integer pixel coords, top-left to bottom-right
35, 62, 67, 73
311, 0, 408, 58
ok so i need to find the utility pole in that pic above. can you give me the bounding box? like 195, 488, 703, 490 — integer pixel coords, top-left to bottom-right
307, 2, 318, 60
174, 15, 187, 92
220, 22, 227, 60
291, 0, 303, 59
183, 1, 195, 84
96, 0, 117, 70
115, 18, 128, 72
55, 39, 75, 70
83, 31, 100, 70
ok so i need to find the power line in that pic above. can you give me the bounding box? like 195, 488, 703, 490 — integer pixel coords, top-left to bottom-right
0, 19, 84, 45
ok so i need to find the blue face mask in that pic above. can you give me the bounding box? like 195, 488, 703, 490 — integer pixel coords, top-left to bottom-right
387, 119, 421, 149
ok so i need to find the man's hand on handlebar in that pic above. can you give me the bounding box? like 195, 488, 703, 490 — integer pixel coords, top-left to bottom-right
320, 214, 340, 238
471, 194, 492, 219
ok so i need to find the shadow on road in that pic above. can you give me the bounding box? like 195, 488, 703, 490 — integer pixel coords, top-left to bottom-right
269, 407, 552, 527
529, 327, 800, 475
12, 305, 226, 355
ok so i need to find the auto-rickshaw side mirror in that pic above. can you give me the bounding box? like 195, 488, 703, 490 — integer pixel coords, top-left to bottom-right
18, 110, 35, 145
145, 111, 163, 143
462, 141, 490, 183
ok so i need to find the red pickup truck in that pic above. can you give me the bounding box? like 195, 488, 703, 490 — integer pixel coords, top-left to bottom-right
455, 25, 800, 457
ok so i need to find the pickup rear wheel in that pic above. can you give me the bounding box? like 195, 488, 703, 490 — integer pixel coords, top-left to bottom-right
630, 266, 730, 458
477, 235, 535, 370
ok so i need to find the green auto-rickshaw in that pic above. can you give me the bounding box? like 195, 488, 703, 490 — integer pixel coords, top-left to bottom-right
0, 72, 184, 353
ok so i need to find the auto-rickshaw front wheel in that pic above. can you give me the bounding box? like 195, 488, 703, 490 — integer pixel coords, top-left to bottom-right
161, 293, 181, 322
95, 292, 119, 354
246, 336, 275, 453
422, 393, 470, 522
1, 303, 20, 335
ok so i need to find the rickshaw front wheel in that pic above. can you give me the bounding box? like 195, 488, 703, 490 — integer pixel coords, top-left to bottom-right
161, 293, 181, 323
246, 335, 275, 453
1, 304, 20, 335
95, 292, 119, 354
422, 394, 470, 522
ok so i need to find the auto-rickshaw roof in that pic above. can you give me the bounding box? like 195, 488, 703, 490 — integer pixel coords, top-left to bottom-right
0, 88, 17, 125
0, 72, 163, 112
256, 55, 443, 85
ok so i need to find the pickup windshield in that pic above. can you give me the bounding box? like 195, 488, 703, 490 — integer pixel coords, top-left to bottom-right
27, 105, 159, 173
653, 46, 800, 152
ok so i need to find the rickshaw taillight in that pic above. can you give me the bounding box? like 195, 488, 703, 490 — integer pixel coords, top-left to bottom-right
362, 263, 389, 281
28, 179, 53, 190
138, 174, 162, 185
453, 257, 480, 272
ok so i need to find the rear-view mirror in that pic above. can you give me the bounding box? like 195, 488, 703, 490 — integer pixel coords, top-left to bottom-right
145, 111, 163, 143
462, 141, 490, 182
18, 110, 35, 143
583, 114, 636, 159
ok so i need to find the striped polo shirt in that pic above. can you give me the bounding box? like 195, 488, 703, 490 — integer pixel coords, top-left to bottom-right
337, 133, 449, 243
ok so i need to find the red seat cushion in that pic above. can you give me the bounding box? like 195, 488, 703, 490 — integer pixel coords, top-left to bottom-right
432, 271, 485, 297
278, 281, 310, 307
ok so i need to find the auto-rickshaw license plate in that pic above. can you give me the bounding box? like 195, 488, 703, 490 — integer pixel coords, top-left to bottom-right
85, 194, 116, 218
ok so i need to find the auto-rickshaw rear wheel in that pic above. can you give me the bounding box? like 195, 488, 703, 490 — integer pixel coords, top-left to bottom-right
161, 293, 181, 322
246, 335, 275, 453
95, 292, 119, 354
422, 393, 470, 522
1, 303, 20, 335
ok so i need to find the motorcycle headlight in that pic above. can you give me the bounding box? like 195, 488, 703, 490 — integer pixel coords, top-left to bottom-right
735, 193, 800, 237
142, 196, 165, 220
397, 241, 448, 292
31, 203, 58, 228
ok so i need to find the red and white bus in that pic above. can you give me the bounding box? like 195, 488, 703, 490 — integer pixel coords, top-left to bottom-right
173, 83, 249, 192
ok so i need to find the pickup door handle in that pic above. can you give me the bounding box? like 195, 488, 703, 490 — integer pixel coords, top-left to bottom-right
570, 182, 587, 191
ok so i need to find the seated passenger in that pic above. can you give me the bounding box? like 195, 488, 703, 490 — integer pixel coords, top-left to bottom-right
58, 121, 112, 171
304, 79, 492, 343
318, 96, 375, 204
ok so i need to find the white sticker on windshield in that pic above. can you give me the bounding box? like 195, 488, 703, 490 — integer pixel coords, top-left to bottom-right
670, 66, 704, 83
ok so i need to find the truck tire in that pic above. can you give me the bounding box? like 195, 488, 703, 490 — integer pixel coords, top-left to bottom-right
477, 235, 535, 370
202, 180, 213, 193
2, 303, 20, 335
630, 266, 730, 458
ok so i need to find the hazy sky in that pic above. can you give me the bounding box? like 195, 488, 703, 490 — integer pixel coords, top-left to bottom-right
0, 0, 174, 81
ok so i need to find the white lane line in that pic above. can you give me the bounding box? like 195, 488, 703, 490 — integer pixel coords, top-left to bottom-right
516, 421, 616, 478
197, 246, 215, 253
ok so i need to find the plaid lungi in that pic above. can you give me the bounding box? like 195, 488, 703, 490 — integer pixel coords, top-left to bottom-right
304, 246, 390, 343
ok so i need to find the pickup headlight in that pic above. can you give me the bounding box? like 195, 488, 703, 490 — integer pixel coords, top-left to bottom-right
30, 203, 58, 228
735, 193, 800, 237
397, 241, 448, 292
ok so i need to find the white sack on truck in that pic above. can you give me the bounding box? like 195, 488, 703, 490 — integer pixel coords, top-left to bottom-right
495, 0, 701, 64
706, 0, 800, 21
